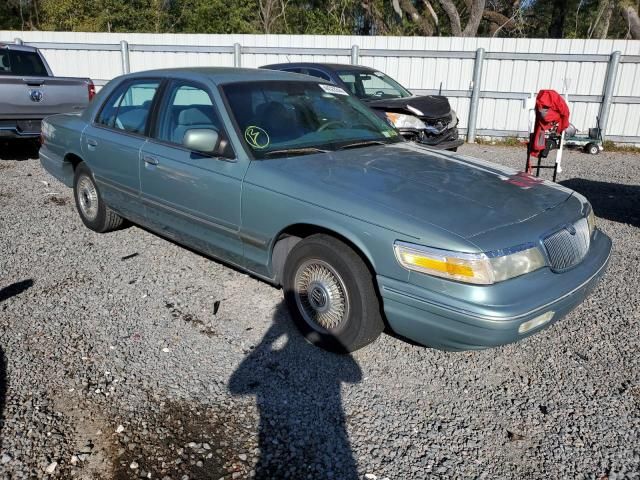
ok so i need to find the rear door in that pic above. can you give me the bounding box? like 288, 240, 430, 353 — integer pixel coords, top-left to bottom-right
82, 78, 161, 223
139, 79, 247, 265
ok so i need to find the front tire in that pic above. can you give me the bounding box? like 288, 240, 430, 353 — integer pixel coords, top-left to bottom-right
283, 234, 384, 353
73, 163, 123, 233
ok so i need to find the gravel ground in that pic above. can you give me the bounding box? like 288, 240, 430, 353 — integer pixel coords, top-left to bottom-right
1, 140, 639, 480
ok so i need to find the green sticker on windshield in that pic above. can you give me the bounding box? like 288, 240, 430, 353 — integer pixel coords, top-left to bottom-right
244, 125, 270, 149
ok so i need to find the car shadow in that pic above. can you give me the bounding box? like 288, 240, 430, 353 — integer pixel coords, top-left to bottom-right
0, 140, 40, 161
560, 178, 640, 228
228, 302, 362, 479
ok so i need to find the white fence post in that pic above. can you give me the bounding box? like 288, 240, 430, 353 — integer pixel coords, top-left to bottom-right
351, 45, 359, 65
120, 40, 130, 74
467, 48, 485, 143
233, 43, 242, 67
598, 50, 621, 140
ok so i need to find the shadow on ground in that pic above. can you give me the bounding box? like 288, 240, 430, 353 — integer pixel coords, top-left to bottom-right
560, 178, 640, 228
0, 346, 5, 452
0, 279, 34, 303
0, 140, 40, 161
229, 302, 362, 480
0, 279, 34, 453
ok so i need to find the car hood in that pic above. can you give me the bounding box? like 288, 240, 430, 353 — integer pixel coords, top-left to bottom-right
250, 143, 574, 242
365, 95, 451, 119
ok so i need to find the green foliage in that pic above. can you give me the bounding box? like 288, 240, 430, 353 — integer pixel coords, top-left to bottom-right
0, 0, 637, 39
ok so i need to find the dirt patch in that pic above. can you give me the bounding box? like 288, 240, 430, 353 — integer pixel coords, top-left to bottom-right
111, 399, 257, 480
45, 195, 68, 206
54, 392, 116, 480
165, 301, 220, 338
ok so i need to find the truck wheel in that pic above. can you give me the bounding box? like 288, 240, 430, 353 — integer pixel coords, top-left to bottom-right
73, 163, 123, 233
283, 234, 384, 353
585, 143, 600, 155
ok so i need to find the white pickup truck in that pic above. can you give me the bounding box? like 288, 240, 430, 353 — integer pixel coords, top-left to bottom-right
0, 43, 94, 140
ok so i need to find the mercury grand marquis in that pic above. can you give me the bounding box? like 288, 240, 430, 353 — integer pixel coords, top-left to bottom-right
40, 68, 612, 353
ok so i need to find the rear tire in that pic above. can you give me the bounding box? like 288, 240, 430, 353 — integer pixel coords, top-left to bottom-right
73, 163, 123, 233
283, 234, 384, 353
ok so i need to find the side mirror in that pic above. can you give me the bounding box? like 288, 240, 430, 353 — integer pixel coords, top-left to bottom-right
183, 128, 221, 155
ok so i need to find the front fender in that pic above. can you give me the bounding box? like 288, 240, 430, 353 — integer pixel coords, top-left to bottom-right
240, 182, 412, 284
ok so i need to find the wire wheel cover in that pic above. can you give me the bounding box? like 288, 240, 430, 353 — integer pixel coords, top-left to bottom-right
294, 259, 350, 331
77, 175, 99, 221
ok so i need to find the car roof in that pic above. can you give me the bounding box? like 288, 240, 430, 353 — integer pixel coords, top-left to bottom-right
122, 67, 328, 85
0, 43, 39, 53
261, 62, 376, 73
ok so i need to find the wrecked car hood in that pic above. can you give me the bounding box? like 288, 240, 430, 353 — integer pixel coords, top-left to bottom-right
365, 95, 452, 119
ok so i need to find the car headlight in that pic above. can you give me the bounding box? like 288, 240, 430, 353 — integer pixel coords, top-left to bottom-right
385, 112, 427, 130
587, 205, 596, 235
447, 109, 458, 129
394, 241, 546, 285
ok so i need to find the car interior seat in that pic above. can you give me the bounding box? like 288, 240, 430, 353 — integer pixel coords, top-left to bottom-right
256, 101, 303, 142
173, 106, 217, 144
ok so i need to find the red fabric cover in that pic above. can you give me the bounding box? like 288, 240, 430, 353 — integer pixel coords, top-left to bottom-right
529, 89, 570, 158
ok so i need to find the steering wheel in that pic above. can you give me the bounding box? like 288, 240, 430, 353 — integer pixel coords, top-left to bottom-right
374, 91, 385, 97
318, 120, 347, 132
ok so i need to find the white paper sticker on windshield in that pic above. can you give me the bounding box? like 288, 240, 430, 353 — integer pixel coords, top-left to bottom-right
319, 84, 349, 96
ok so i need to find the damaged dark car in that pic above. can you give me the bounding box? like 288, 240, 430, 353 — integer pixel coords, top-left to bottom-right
260, 62, 463, 151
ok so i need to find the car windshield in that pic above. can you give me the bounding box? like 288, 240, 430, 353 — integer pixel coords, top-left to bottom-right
337, 70, 411, 100
222, 80, 402, 159
0, 50, 48, 76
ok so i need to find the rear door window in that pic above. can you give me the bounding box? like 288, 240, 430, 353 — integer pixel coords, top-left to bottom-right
96, 80, 160, 135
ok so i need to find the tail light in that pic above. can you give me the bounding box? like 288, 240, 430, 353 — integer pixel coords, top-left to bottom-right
87, 81, 96, 101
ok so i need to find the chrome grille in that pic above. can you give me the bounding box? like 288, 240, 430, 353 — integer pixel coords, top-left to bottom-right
543, 218, 591, 271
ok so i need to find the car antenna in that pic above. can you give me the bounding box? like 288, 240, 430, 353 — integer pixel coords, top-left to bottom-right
439, 82, 442, 96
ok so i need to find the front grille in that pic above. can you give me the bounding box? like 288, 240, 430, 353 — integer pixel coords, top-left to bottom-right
543, 218, 591, 271
422, 115, 452, 134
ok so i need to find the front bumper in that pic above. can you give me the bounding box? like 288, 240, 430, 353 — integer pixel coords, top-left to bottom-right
400, 126, 464, 150
378, 230, 612, 351
0, 119, 42, 139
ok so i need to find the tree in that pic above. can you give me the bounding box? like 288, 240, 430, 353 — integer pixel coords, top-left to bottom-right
438, 0, 487, 36
619, 0, 640, 38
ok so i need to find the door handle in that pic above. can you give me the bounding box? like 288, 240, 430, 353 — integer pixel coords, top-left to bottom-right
87, 138, 98, 150
144, 156, 159, 166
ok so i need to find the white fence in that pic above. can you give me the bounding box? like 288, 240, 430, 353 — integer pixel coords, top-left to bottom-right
2, 31, 640, 143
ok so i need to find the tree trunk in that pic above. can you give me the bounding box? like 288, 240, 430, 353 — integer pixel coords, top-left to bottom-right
483, 10, 517, 34
620, 2, 640, 39
439, 0, 462, 36
462, 0, 486, 36
439, 0, 485, 37
398, 0, 435, 35
547, 0, 568, 38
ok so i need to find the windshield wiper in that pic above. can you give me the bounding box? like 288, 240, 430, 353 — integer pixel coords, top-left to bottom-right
263, 147, 330, 158
338, 140, 387, 150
